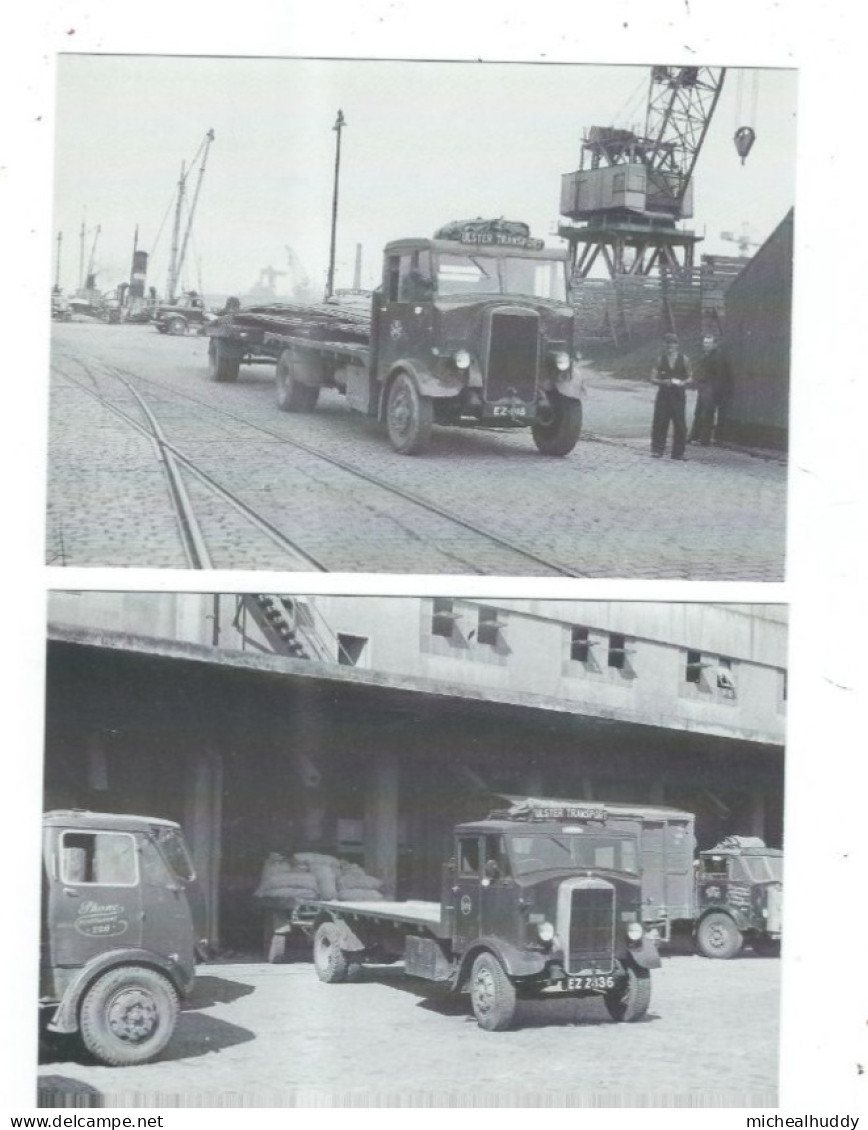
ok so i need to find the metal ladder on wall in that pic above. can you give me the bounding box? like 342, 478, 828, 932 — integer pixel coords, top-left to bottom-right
238, 594, 347, 664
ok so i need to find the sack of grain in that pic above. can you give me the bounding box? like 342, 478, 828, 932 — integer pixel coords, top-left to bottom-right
337, 887, 385, 902
293, 851, 340, 869
311, 863, 338, 900
256, 885, 320, 903
336, 871, 383, 894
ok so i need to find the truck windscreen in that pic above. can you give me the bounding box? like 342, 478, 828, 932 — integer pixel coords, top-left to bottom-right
153, 826, 196, 881
741, 854, 784, 883
507, 832, 638, 877
435, 254, 567, 301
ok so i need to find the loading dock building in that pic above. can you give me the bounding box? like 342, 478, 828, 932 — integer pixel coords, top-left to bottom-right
45, 594, 787, 952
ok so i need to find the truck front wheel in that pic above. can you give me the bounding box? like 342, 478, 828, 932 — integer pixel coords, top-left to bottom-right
696, 912, 744, 959
208, 339, 241, 383
313, 921, 360, 983
604, 965, 651, 1022
531, 393, 582, 456
166, 316, 188, 336
469, 951, 517, 1031
386, 372, 433, 455
78, 965, 179, 1066
276, 350, 320, 412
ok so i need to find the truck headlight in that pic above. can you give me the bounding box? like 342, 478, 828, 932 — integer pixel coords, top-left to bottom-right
552, 351, 570, 372
454, 349, 471, 370
626, 922, 644, 942
536, 921, 555, 943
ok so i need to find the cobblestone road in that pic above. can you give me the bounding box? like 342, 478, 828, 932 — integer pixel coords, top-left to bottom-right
37, 952, 780, 1108
46, 323, 787, 578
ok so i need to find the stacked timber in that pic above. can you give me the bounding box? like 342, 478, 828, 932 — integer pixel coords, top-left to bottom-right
224, 300, 371, 345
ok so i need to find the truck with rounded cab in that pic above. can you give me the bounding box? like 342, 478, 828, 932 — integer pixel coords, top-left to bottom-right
205, 218, 585, 456
288, 799, 660, 1031
40, 810, 206, 1065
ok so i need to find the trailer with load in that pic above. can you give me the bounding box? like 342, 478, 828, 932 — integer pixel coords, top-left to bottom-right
204, 219, 585, 456
503, 797, 782, 958
285, 799, 660, 1031
40, 810, 206, 1065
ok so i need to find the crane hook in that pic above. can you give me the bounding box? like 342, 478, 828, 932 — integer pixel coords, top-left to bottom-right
734, 125, 756, 165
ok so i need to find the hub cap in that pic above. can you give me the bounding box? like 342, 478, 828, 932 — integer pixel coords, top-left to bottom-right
106, 987, 159, 1044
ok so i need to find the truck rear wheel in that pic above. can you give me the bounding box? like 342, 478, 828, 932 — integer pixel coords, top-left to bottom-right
531, 393, 582, 456
313, 921, 360, 983
386, 372, 433, 455
276, 349, 320, 412
696, 912, 743, 959
469, 951, 517, 1031
604, 965, 651, 1022
208, 339, 241, 383
79, 965, 179, 1066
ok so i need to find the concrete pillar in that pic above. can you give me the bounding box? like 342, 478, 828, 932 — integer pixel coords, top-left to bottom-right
184, 748, 223, 949
747, 791, 766, 841
364, 751, 399, 897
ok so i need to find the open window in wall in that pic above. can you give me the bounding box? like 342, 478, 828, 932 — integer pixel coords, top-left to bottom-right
337, 633, 368, 667
685, 650, 707, 685
607, 632, 629, 670
431, 597, 462, 640
716, 656, 736, 696
570, 625, 593, 663
477, 605, 504, 647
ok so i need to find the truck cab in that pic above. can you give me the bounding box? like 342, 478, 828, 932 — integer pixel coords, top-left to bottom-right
694, 836, 784, 958
372, 220, 584, 454
152, 292, 213, 336
40, 810, 206, 1065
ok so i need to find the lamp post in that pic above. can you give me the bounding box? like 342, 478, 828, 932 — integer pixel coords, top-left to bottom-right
325, 109, 346, 300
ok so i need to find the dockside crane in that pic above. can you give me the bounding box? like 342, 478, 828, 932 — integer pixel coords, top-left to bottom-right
560, 66, 728, 279
166, 129, 215, 302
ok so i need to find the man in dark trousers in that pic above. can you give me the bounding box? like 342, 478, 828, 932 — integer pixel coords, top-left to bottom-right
689, 334, 727, 445
650, 332, 693, 459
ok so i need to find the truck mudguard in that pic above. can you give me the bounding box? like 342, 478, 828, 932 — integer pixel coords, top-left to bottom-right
552, 363, 586, 401
382, 360, 465, 405
624, 937, 662, 971
46, 948, 192, 1034
455, 936, 547, 987
315, 911, 367, 953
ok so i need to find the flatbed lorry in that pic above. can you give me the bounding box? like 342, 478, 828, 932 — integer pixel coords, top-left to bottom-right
205, 218, 585, 456
283, 800, 660, 1031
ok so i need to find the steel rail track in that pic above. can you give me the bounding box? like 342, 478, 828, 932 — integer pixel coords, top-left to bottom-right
91, 360, 590, 579
58, 367, 329, 572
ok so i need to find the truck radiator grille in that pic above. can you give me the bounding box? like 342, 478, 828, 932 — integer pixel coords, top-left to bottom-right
565, 883, 615, 975
484, 309, 539, 403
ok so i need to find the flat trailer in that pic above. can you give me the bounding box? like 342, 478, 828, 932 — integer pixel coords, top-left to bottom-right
284, 802, 660, 1032
205, 219, 585, 456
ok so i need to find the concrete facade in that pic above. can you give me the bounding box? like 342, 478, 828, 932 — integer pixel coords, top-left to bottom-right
45, 593, 787, 952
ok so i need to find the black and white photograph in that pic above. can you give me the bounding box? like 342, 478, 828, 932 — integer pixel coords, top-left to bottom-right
45, 55, 795, 579
4, 1, 866, 1123
39, 592, 786, 1107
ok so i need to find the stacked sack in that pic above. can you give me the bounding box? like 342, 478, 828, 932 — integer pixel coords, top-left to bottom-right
335, 860, 385, 902
253, 852, 319, 902
254, 850, 386, 903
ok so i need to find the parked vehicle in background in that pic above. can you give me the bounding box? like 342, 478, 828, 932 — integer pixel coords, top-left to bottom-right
40, 810, 206, 1065
152, 291, 214, 335
694, 836, 783, 958
503, 798, 783, 958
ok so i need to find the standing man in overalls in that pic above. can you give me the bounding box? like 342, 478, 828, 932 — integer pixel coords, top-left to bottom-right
650, 332, 693, 460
